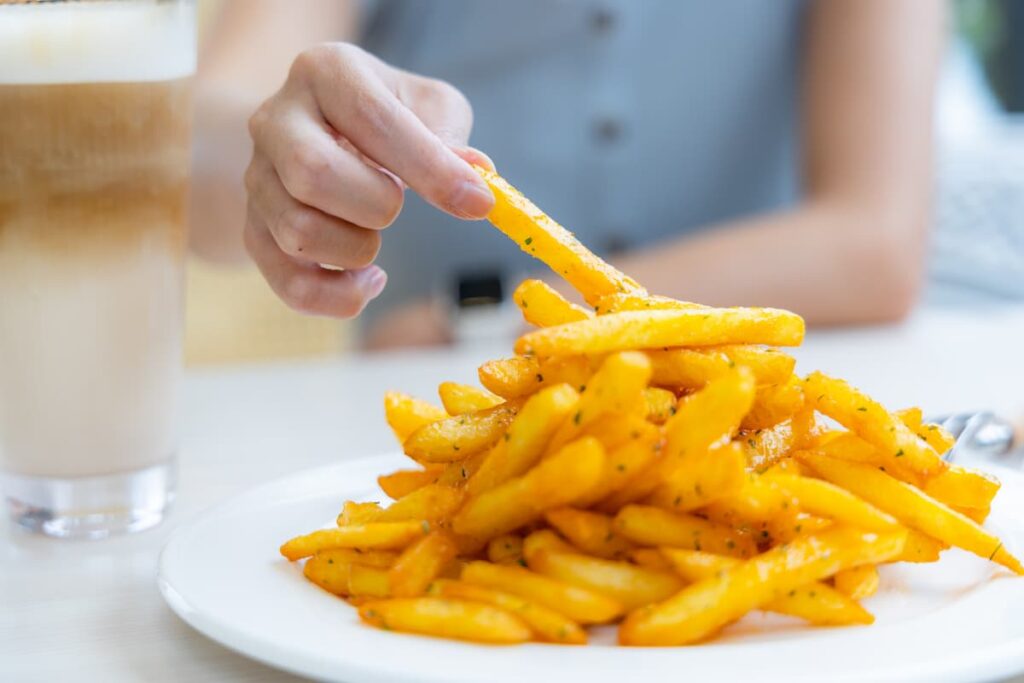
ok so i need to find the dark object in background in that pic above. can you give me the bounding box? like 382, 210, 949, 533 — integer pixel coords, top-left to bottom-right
958, 0, 1024, 112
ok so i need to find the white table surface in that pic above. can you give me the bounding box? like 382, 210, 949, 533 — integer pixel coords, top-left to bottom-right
3, 302, 1024, 683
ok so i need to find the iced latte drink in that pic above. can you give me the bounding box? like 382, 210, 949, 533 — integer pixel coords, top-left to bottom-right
0, 0, 195, 537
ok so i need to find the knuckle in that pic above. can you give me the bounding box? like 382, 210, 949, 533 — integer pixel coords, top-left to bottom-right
351, 87, 400, 138
281, 144, 331, 204
275, 207, 319, 258
242, 161, 261, 195
247, 104, 269, 140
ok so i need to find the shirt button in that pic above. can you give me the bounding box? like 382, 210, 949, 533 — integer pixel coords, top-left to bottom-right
590, 7, 616, 33
593, 117, 624, 144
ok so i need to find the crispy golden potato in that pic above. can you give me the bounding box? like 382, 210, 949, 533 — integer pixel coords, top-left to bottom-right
281, 521, 429, 561
428, 579, 587, 644
514, 279, 593, 327
348, 564, 392, 598
620, 527, 905, 645
403, 400, 522, 463
896, 530, 947, 563
580, 412, 658, 452
487, 534, 525, 566
833, 564, 879, 600
516, 308, 805, 357
742, 419, 799, 472
593, 292, 703, 314
312, 548, 399, 570
613, 504, 757, 558
478, 355, 594, 400
528, 548, 684, 611
438, 382, 503, 415
576, 429, 663, 508
303, 554, 353, 596
922, 465, 1000, 511
336, 500, 383, 526
460, 560, 624, 624
389, 531, 459, 598
453, 437, 606, 539
659, 548, 872, 626
375, 484, 464, 524
804, 372, 947, 480
742, 377, 804, 431
643, 387, 677, 424
646, 442, 747, 514
359, 597, 532, 644
377, 467, 443, 500
547, 352, 652, 453
476, 167, 643, 305
799, 452, 1023, 574
467, 383, 579, 496
764, 473, 901, 533
545, 508, 635, 560
384, 391, 447, 443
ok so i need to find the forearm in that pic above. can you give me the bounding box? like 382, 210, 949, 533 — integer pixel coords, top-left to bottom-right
615, 200, 927, 326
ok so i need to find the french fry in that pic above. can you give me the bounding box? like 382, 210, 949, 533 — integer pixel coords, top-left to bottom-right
521, 529, 577, 559
453, 437, 606, 539
280, 521, 429, 561
896, 529, 947, 563
833, 565, 879, 600
700, 474, 796, 529
545, 508, 635, 560
659, 548, 873, 626
467, 383, 579, 496
527, 548, 684, 611
487, 534, 525, 566
922, 465, 1000, 511
620, 527, 905, 646
576, 429, 662, 508
337, 500, 383, 526
646, 345, 795, 391
476, 167, 643, 305
646, 442, 747, 513
953, 504, 990, 524
303, 554, 354, 596
375, 484, 464, 524
764, 473, 901, 533
384, 391, 447, 443
514, 279, 593, 327
804, 372, 947, 480
629, 548, 675, 572
478, 354, 594, 400
799, 452, 1023, 574
593, 292, 703, 314
547, 352, 652, 453
435, 449, 490, 487
377, 467, 442, 500
516, 307, 805, 357
761, 512, 833, 546
359, 598, 532, 644
917, 422, 957, 455
389, 531, 459, 598
643, 387, 677, 424
742, 419, 798, 472
428, 579, 587, 644
403, 400, 522, 463
580, 413, 658, 451
438, 382, 503, 415
312, 548, 399, 570
460, 561, 624, 624
613, 504, 757, 558
742, 377, 804, 431
348, 564, 392, 598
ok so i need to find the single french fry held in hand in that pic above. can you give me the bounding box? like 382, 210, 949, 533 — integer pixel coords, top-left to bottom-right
384, 391, 447, 443
453, 437, 606, 539
620, 527, 905, 646
438, 382, 503, 415
389, 531, 459, 598
658, 548, 872, 626
403, 400, 522, 463
799, 452, 1023, 574
515, 308, 805, 357
460, 560, 624, 624
281, 521, 429, 561
429, 579, 587, 644
514, 279, 593, 327
476, 166, 643, 305
359, 598, 532, 644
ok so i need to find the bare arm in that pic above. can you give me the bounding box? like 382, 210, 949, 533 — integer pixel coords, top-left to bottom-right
190, 0, 359, 262
616, 0, 945, 325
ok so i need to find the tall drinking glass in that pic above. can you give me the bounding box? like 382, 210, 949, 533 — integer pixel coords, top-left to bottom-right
0, 0, 195, 537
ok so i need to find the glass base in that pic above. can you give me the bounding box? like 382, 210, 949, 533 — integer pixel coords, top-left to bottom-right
2, 459, 176, 539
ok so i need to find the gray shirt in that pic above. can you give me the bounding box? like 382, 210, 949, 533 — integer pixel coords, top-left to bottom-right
360, 0, 806, 319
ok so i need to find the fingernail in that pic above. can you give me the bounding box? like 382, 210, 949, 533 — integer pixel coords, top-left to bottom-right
449, 177, 495, 220
356, 265, 388, 300
450, 145, 495, 171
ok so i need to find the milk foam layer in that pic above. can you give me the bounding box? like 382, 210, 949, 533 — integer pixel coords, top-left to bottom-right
0, 1, 196, 85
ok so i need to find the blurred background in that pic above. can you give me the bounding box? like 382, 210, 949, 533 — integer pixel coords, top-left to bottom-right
184, 0, 1024, 366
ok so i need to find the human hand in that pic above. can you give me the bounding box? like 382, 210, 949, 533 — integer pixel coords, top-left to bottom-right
244, 43, 494, 318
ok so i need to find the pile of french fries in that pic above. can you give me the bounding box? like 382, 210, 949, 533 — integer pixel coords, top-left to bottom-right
281, 168, 1022, 646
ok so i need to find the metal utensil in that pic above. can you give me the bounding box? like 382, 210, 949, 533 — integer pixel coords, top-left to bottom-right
928, 412, 1020, 466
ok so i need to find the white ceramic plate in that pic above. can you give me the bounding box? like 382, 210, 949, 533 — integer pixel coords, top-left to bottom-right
159, 453, 1024, 683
